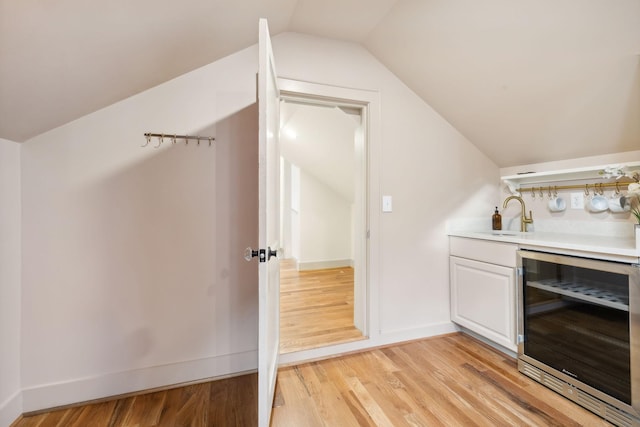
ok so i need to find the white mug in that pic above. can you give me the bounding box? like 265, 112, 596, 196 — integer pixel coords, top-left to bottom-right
548, 197, 566, 212
588, 195, 609, 212
609, 195, 630, 213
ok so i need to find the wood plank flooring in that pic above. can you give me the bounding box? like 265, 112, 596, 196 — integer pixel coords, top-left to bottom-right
272, 333, 611, 427
11, 374, 257, 427
12, 333, 611, 427
279, 259, 365, 354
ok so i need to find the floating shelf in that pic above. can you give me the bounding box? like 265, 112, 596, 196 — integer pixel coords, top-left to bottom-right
502, 161, 640, 194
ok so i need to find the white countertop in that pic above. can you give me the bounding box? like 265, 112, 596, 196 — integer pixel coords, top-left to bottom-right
448, 228, 640, 263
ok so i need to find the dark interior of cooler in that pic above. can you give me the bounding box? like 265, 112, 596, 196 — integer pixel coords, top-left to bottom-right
522, 257, 631, 404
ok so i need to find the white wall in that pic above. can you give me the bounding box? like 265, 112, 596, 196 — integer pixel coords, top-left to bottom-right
282, 161, 305, 264
280, 101, 358, 270
16, 31, 500, 413
298, 169, 352, 269
272, 33, 499, 339
0, 138, 22, 425
20, 46, 259, 412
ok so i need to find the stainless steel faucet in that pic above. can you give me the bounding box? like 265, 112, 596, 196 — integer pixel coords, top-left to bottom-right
503, 195, 533, 232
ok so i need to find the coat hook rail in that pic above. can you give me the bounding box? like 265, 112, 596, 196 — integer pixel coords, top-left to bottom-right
142, 132, 215, 147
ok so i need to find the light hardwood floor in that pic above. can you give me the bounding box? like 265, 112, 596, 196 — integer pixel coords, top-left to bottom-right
279, 259, 365, 354
11, 374, 258, 427
12, 333, 610, 426
271, 333, 610, 426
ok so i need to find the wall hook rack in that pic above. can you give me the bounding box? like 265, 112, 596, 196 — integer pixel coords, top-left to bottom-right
142, 132, 215, 147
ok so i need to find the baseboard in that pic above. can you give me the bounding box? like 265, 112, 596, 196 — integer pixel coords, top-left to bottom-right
376, 321, 459, 346
457, 326, 517, 359
297, 259, 353, 271
279, 321, 457, 366
0, 390, 22, 427
21, 350, 257, 413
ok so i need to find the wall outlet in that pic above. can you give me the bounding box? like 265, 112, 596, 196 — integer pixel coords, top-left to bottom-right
570, 192, 584, 209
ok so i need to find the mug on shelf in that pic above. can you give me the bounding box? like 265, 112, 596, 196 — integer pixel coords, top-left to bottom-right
548, 197, 566, 212
609, 195, 630, 213
588, 195, 609, 212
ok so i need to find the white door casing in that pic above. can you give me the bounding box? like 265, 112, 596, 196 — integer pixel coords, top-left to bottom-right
276, 79, 381, 363
278, 78, 376, 337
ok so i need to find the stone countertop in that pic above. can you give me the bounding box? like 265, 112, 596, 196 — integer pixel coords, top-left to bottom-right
448, 229, 640, 263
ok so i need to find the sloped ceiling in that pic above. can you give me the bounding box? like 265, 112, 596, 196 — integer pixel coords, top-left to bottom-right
365, 1, 640, 166
1, 0, 638, 167
280, 102, 358, 202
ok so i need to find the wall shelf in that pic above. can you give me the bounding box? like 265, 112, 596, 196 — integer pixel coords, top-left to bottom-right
501, 161, 640, 194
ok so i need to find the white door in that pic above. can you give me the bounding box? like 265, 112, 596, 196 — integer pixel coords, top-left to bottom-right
258, 18, 280, 427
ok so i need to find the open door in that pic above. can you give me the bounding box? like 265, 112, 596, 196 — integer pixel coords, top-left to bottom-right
257, 18, 280, 427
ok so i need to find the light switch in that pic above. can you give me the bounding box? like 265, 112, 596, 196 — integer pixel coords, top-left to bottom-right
382, 195, 392, 212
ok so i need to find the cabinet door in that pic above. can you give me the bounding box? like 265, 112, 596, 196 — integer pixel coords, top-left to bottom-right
450, 256, 516, 351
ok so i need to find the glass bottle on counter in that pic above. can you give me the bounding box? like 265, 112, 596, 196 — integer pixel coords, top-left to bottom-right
492, 207, 502, 230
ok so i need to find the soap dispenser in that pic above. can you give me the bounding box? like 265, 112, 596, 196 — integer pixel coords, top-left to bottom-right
492, 207, 502, 230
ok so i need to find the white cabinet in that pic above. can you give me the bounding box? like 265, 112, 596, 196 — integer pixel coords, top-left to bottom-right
449, 237, 518, 351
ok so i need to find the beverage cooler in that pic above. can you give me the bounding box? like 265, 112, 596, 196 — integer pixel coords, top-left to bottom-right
518, 249, 640, 427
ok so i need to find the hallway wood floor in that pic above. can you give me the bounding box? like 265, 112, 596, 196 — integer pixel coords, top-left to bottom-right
279, 259, 365, 354
12, 334, 609, 427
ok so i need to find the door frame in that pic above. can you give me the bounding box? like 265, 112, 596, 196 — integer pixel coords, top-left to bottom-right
277, 78, 382, 365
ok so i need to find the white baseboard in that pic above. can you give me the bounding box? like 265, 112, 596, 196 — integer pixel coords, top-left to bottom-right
297, 259, 353, 271
21, 350, 257, 414
376, 321, 459, 346
279, 321, 457, 366
0, 390, 22, 427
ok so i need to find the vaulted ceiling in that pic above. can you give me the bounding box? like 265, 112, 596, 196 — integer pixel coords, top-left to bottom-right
280, 102, 359, 203
1, 0, 638, 166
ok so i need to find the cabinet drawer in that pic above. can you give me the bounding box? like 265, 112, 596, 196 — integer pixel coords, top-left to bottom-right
450, 237, 517, 267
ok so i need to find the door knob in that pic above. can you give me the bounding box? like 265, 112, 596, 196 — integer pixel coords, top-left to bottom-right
244, 247, 260, 262
245, 247, 278, 262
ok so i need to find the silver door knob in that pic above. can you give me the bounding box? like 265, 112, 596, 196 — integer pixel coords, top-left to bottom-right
244, 247, 260, 262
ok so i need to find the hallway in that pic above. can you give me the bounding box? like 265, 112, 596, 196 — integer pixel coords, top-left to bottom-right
279, 259, 365, 354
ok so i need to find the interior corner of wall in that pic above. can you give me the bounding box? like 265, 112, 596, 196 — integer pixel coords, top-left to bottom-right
0, 389, 23, 427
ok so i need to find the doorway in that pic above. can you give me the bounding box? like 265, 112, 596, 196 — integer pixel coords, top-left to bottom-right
278, 92, 368, 354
